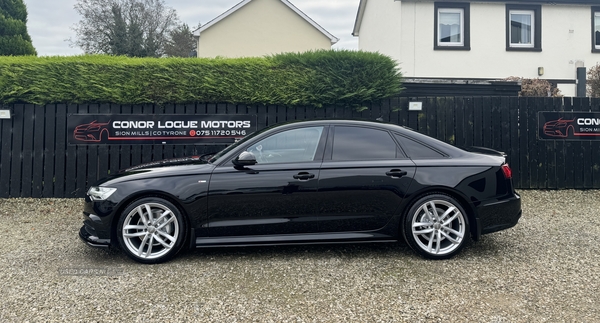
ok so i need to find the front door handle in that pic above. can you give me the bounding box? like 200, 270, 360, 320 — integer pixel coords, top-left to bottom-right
293, 172, 315, 180
386, 169, 408, 178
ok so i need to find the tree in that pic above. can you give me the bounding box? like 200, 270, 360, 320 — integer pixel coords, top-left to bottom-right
0, 0, 37, 56
164, 23, 197, 57
71, 0, 179, 57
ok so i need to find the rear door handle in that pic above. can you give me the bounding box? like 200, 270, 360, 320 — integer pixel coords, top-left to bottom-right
293, 172, 315, 180
386, 169, 408, 178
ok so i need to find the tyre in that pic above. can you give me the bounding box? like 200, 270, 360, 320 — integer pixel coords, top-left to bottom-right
403, 194, 470, 260
117, 197, 186, 264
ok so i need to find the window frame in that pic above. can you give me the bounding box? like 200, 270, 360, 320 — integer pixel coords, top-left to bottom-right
434, 2, 470, 51
592, 7, 600, 53
506, 4, 542, 52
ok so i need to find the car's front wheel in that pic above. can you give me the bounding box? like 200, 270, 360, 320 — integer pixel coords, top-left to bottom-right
403, 194, 470, 259
117, 197, 186, 264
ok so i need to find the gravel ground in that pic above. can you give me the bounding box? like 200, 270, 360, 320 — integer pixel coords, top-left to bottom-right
0, 190, 599, 322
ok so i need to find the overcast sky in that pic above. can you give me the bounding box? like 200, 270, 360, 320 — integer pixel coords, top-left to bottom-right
24, 0, 360, 56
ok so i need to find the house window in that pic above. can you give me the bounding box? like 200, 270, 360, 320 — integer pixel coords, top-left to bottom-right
592, 7, 600, 53
510, 11, 534, 47
434, 2, 470, 50
506, 5, 541, 52
439, 9, 463, 45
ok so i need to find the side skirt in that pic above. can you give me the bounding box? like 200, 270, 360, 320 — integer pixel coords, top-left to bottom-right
194, 232, 396, 248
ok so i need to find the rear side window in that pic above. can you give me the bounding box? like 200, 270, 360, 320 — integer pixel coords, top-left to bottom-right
395, 134, 446, 159
332, 126, 399, 161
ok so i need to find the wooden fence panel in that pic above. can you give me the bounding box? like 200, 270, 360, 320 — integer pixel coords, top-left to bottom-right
9, 104, 24, 197
3, 96, 600, 197
0, 111, 10, 197
21, 104, 35, 197
591, 98, 600, 188
42, 105, 56, 197
75, 104, 89, 197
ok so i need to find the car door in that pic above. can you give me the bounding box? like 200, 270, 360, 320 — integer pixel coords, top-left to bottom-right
206, 126, 327, 237
317, 125, 416, 233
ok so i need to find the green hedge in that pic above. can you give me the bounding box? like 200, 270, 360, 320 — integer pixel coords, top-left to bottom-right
0, 50, 402, 106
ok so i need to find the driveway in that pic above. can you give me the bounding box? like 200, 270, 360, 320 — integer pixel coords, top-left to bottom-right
0, 190, 598, 322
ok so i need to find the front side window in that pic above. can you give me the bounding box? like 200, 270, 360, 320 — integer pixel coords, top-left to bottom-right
434, 2, 470, 50
246, 126, 323, 164
592, 7, 600, 53
506, 5, 541, 51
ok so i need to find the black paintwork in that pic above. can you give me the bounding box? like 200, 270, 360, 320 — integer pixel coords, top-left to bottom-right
79, 120, 521, 251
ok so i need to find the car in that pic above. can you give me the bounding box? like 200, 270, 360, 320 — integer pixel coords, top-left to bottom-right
73, 120, 110, 142
79, 119, 521, 263
543, 118, 574, 138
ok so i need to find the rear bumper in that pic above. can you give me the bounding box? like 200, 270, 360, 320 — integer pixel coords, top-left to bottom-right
476, 192, 522, 236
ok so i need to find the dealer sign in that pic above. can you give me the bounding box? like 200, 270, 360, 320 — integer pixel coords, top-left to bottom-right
539, 111, 600, 140
68, 114, 257, 145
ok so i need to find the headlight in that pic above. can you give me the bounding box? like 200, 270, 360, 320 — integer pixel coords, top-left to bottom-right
87, 186, 117, 201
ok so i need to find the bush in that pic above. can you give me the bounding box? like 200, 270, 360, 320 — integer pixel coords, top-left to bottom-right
0, 50, 403, 106
587, 64, 600, 98
505, 76, 562, 97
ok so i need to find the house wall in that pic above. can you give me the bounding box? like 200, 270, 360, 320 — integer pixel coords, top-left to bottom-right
197, 0, 332, 58
359, 0, 600, 96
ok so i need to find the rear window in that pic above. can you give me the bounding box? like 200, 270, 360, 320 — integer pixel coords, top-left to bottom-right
395, 134, 446, 159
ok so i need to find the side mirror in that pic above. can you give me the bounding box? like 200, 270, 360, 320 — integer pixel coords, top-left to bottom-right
232, 151, 257, 167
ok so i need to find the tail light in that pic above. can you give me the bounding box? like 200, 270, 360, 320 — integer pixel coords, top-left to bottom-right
501, 164, 512, 179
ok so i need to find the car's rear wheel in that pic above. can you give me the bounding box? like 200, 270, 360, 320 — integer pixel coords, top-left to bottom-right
117, 197, 186, 264
403, 194, 470, 259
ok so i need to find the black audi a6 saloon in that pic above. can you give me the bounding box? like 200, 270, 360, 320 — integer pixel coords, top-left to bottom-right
80, 120, 521, 263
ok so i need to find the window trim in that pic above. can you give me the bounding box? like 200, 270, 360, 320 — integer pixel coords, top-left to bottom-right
592, 7, 600, 53
434, 2, 470, 51
506, 4, 541, 52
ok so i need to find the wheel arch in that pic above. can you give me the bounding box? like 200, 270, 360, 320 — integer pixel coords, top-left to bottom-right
100, 128, 109, 141
400, 186, 479, 241
110, 190, 192, 248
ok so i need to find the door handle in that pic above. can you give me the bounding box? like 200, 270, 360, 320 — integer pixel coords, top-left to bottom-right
386, 169, 408, 178
293, 172, 315, 180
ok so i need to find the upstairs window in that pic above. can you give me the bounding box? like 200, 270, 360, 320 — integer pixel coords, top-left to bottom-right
593, 7, 600, 53
510, 10, 534, 47
506, 5, 541, 51
434, 2, 470, 50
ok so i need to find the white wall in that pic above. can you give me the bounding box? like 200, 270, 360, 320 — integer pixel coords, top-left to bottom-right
358, 0, 403, 63
358, 0, 600, 96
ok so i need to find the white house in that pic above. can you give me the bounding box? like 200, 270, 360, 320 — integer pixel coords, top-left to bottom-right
353, 0, 600, 96
193, 0, 338, 58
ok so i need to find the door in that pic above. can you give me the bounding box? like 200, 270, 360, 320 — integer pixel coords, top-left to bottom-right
317, 125, 416, 233
206, 126, 327, 237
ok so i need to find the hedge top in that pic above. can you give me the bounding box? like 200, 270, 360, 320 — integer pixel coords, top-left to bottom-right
0, 50, 403, 106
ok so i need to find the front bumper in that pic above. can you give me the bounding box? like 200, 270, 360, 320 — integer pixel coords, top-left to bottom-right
79, 225, 111, 248
79, 195, 118, 248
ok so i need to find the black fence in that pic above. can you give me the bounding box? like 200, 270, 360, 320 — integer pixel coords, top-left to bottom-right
1, 96, 600, 198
